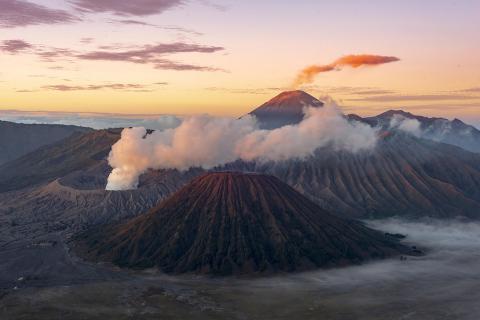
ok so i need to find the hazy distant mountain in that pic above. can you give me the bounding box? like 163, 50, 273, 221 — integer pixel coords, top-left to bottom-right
249, 90, 323, 129
74, 172, 414, 275
0, 120, 91, 165
350, 110, 480, 153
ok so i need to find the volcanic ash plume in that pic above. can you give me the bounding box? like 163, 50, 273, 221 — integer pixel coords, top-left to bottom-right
106, 99, 378, 190
293, 54, 400, 87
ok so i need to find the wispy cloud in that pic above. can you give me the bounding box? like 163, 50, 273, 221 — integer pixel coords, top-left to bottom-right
80, 37, 94, 44
0, 39, 224, 71
43, 83, 145, 91
69, 0, 184, 16
0, 0, 78, 28
0, 39, 32, 53
76, 42, 224, 70
350, 89, 395, 95
111, 19, 203, 36
198, 0, 228, 12
205, 87, 286, 95
347, 94, 478, 102
462, 87, 480, 93
78, 42, 223, 60
41, 82, 167, 92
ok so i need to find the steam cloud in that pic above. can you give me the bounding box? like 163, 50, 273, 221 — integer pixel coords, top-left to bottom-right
293, 54, 400, 87
389, 114, 422, 136
106, 99, 378, 190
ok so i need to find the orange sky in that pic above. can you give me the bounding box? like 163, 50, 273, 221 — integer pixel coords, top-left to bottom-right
0, 1, 479, 124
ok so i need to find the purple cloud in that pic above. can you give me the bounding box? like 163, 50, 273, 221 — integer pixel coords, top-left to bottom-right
1, 38, 224, 72
0, 0, 78, 28
70, 0, 183, 16
77, 42, 224, 70
78, 42, 223, 60
0, 39, 32, 53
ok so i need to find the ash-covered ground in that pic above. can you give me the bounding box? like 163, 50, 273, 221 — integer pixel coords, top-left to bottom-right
1, 219, 479, 320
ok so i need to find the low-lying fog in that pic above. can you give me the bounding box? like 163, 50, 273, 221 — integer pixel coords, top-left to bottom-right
2, 219, 480, 320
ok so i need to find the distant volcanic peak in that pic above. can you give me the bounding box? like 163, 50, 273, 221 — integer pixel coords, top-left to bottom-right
249, 90, 323, 129
258, 90, 323, 109
76, 171, 413, 275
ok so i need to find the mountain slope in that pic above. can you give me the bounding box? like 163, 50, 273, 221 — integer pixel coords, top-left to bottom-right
0, 120, 91, 165
74, 172, 414, 275
224, 132, 480, 219
0, 128, 120, 192
357, 110, 480, 153
249, 91, 323, 129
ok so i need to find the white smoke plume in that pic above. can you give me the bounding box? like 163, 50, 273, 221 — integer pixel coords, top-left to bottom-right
106, 99, 378, 190
389, 114, 422, 136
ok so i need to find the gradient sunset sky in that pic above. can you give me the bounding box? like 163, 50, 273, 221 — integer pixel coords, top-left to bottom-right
1, 0, 479, 124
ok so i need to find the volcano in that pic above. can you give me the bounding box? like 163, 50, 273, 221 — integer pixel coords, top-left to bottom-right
249, 90, 323, 129
75, 172, 413, 275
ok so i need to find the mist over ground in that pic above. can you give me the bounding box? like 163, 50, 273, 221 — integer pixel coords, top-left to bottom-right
2, 218, 479, 319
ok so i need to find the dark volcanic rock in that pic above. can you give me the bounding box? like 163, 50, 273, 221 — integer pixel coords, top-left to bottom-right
249, 90, 323, 129
75, 172, 413, 276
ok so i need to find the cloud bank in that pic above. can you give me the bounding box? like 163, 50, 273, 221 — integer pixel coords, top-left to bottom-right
1, 39, 224, 71
77, 42, 224, 71
348, 94, 477, 102
70, 0, 183, 16
0, 0, 78, 28
293, 54, 400, 87
42, 83, 153, 91
106, 99, 378, 190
